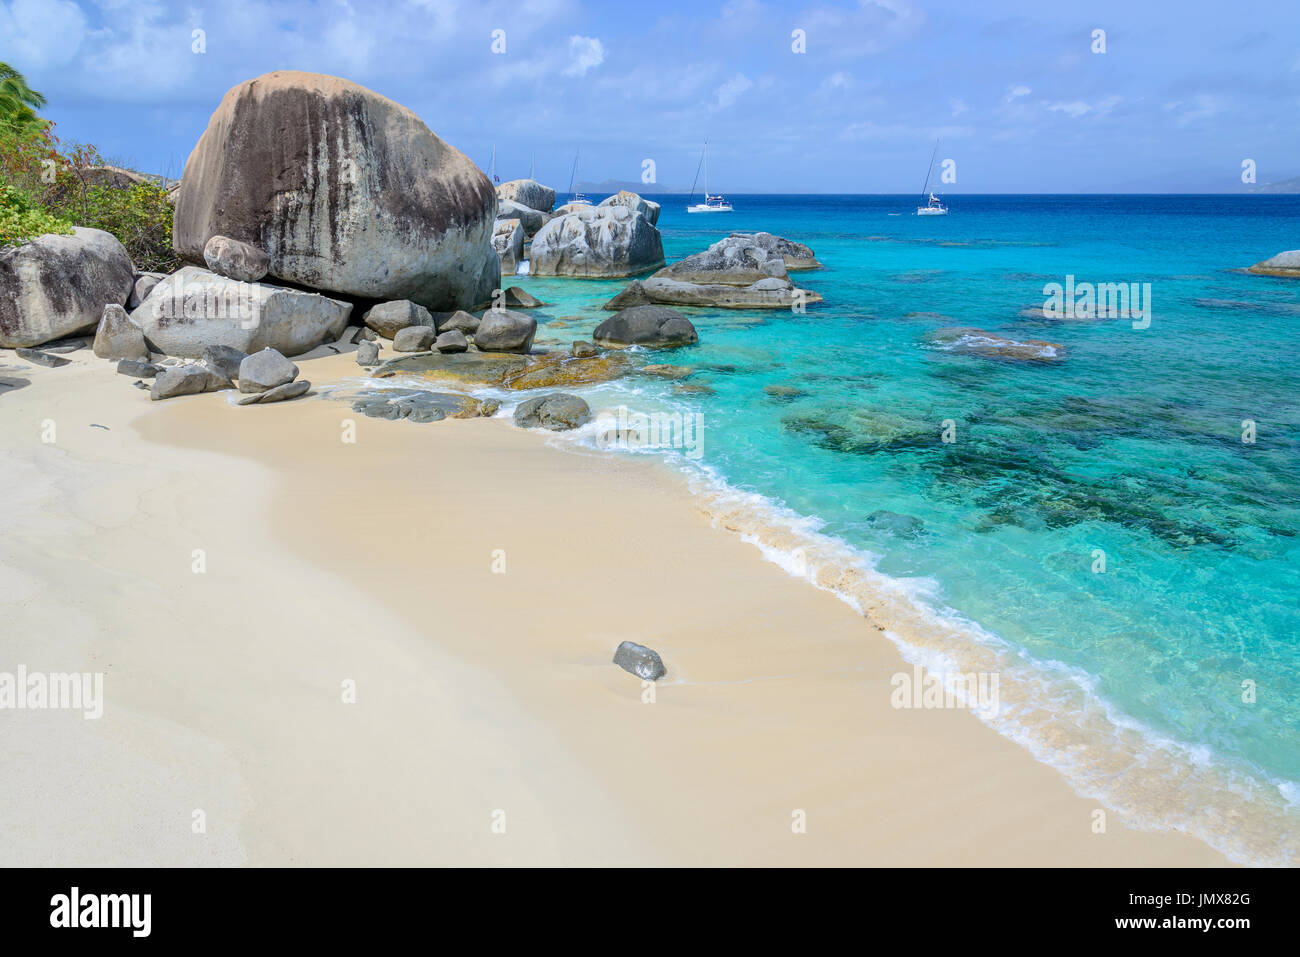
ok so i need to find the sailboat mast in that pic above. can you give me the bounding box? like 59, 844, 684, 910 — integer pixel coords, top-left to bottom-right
567, 149, 579, 201
703, 140, 709, 197
920, 139, 939, 201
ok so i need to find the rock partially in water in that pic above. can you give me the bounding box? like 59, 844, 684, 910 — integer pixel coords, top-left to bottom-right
501, 286, 546, 309
503, 352, 630, 390
529, 205, 664, 278
571, 340, 597, 358
372, 350, 529, 386
639, 364, 694, 379
729, 231, 821, 270
612, 640, 666, 681
597, 190, 661, 226
513, 392, 591, 431
593, 305, 698, 348
1247, 249, 1300, 278
925, 327, 1065, 363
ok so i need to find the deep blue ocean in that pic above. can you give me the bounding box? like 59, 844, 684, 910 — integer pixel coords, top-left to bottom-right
495, 194, 1300, 864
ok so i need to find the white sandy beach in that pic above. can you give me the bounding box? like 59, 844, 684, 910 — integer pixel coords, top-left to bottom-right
0, 348, 1229, 866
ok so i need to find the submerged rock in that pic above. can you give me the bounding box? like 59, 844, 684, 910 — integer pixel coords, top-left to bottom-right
503, 352, 630, 390
925, 327, 1065, 362
593, 305, 698, 348
612, 640, 666, 681
173, 70, 499, 311
639, 363, 694, 379
513, 392, 592, 431
571, 340, 597, 358
0, 227, 134, 348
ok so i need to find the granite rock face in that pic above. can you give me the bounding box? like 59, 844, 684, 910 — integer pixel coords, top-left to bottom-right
0, 228, 134, 348
173, 70, 499, 311
529, 205, 664, 278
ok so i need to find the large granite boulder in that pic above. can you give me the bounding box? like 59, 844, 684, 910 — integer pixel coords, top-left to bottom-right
496, 199, 546, 237
92, 304, 150, 360
729, 231, 821, 270
529, 205, 664, 278
130, 266, 352, 357
593, 305, 698, 348
0, 228, 135, 348
492, 219, 525, 274
1247, 249, 1300, 278
202, 235, 270, 282
364, 300, 434, 339
238, 347, 299, 392
173, 70, 499, 312
473, 309, 536, 354
513, 393, 592, 431
598, 190, 661, 226
496, 179, 555, 214
657, 234, 790, 285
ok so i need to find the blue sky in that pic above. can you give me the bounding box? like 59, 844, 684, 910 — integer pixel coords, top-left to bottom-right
2, 0, 1298, 192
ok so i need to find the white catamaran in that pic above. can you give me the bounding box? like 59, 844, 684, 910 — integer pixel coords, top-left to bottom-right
687, 141, 733, 213
916, 140, 948, 216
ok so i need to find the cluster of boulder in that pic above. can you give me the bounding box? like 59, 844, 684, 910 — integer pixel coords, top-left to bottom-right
603, 231, 822, 309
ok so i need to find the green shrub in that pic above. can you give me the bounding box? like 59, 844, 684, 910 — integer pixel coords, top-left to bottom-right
0, 184, 72, 247
49, 180, 180, 273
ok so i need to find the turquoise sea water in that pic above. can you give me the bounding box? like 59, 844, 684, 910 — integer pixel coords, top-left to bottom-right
510, 194, 1300, 864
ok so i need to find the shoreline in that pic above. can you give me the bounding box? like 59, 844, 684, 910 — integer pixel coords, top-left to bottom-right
0, 348, 1232, 865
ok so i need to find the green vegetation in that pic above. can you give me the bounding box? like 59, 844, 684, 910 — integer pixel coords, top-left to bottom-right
0, 64, 180, 269
0, 183, 72, 247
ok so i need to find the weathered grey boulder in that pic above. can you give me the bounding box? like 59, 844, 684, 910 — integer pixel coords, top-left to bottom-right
364, 300, 434, 339
598, 190, 661, 226
529, 205, 664, 278
496, 200, 545, 237
15, 348, 70, 368
356, 340, 380, 366
393, 325, 436, 352
150, 362, 232, 400
612, 640, 666, 680
492, 219, 525, 273
500, 286, 545, 309
0, 228, 134, 348
473, 309, 536, 354
571, 340, 597, 358
236, 379, 311, 404
128, 272, 166, 309
435, 309, 480, 334
351, 389, 498, 423
93, 304, 150, 360
202, 235, 270, 282
658, 234, 790, 285
496, 179, 555, 214
1247, 249, 1300, 278
173, 70, 499, 311
513, 392, 592, 431
130, 266, 352, 357
602, 280, 653, 311
238, 347, 299, 393
202, 344, 248, 380
729, 231, 821, 270
117, 358, 162, 378
435, 329, 468, 353
636, 275, 821, 310
593, 305, 698, 349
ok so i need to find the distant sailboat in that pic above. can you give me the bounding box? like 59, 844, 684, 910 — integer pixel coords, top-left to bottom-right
916, 140, 947, 216
565, 150, 592, 206
686, 140, 733, 213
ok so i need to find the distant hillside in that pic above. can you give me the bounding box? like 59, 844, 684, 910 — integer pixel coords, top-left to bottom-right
573, 178, 691, 195
1242, 175, 1300, 194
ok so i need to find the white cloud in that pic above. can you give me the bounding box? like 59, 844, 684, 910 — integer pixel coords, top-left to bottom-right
562, 35, 604, 77
949, 97, 968, 116
0, 0, 87, 69
713, 72, 752, 109
822, 71, 851, 91
1005, 84, 1031, 102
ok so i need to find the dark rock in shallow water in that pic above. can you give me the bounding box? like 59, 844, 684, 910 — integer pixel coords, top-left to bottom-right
925, 327, 1065, 362
612, 641, 666, 681
16, 348, 72, 368
571, 340, 597, 358
117, 358, 162, 378
513, 392, 591, 431
501, 286, 546, 309
503, 352, 629, 390
602, 280, 653, 311
372, 350, 528, 386
865, 510, 925, 539
593, 305, 698, 348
